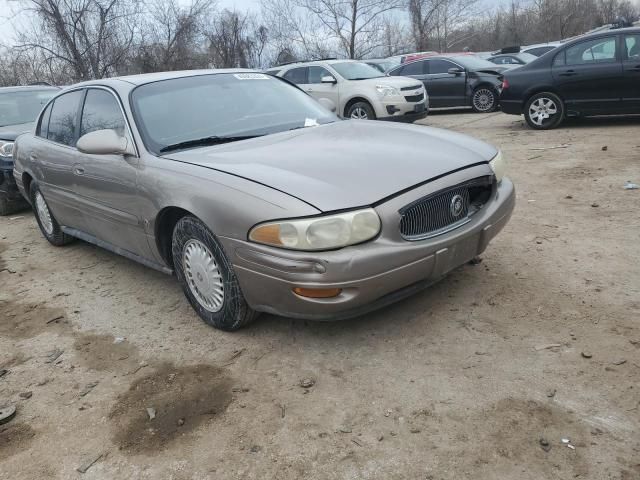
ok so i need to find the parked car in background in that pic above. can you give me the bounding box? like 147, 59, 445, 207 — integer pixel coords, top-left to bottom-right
488, 52, 538, 66
388, 55, 506, 112
0, 85, 59, 215
275, 60, 428, 121
521, 42, 563, 57
13, 70, 514, 331
365, 58, 401, 73
500, 27, 640, 129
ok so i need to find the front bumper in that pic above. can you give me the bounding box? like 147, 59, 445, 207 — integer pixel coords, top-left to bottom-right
378, 96, 429, 122
221, 165, 515, 320
0, 159, 27, 203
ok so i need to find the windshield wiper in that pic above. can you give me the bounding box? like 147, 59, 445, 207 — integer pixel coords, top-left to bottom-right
159, 135, 263, 153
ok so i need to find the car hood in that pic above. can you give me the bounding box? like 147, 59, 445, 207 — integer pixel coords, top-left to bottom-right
164, 121, 497, 212
0, 122, 33, 141
355, 75, 424, 89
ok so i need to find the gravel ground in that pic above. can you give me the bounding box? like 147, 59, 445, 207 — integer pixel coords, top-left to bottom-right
1, 111, 639, 480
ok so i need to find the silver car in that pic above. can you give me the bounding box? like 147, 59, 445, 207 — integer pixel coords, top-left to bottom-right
13, 70, 515, 331
272, 60, 429, 121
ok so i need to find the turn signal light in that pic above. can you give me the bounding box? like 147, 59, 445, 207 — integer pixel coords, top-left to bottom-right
293, 287, 342, 298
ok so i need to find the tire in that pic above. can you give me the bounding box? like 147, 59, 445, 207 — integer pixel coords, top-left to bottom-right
29, 183, 74, 246
471, 86, 499, 113
172, 216, 258, 331
524, 92, 565, 130
347, 101, 376, 120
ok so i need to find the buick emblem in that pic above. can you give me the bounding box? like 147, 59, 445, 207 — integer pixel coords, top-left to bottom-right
450, 194, 464, 217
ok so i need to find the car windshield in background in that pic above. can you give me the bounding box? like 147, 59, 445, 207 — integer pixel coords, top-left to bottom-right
0, 89, 56, 127
517, 52, 538, 63
452, 56, 505, 71
331, 62, 384, 80
130, 73, 338, 154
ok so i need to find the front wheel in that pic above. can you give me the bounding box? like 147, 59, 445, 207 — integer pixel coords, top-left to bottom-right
471, 87, 499, 113
172, 216, 258, 331
524, 92, 565, 130
347, 101, 376, 120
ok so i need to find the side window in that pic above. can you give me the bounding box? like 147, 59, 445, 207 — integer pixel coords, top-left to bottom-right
283, 67, 307, 85
565, 37, 617, 65
428, 59, 456, 74
308, 66, 332, 84
553, 51, 566, 66
47, 90, 84, 147
625, 34, 640, 60
80, 89, 126, 138
400, 61, 424, 76
37, 103, 52, 138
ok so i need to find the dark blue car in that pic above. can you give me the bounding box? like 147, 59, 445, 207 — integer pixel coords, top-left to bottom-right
0, 85, 59, 214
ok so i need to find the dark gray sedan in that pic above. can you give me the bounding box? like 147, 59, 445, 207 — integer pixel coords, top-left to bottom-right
13, 70, 514, 330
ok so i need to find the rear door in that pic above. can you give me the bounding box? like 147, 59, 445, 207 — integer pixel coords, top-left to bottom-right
622, 33, 640, 110
33, 89, 88, 229
552, 35, 623, 113
300, 66, 340, 107
423, 59, 467, 107
74, 88, 150, 257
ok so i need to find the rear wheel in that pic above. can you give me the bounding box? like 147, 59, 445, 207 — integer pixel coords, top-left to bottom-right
524, 92, 565, 129
347, 101, 376, 120
172, 216, 258, 331
471, 87, 498, 113
29, 183, 74, 246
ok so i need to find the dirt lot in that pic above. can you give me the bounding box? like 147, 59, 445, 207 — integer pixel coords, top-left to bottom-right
1, 112, 639, 480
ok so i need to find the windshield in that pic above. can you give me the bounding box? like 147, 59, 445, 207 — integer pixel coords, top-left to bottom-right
449, 56, 504, 70
0, 89, 57, 128
517, 52, 538, 63
130, 73, 338, 154
330, 62, 384, 80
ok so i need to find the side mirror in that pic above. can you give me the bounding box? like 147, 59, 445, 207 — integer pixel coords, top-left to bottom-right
448, 67, 463, 75
321, 75, 337, 84
77, 129, 134, 156
317, 97, 337, 113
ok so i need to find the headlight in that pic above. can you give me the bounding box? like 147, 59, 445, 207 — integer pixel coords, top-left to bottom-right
375, 85, 401, 98
0, 141, 14, 158
249, 208, 381, 251
489, 150, 506, 183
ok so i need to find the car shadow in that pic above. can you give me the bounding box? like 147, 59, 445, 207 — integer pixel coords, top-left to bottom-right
563, 114, 640, 129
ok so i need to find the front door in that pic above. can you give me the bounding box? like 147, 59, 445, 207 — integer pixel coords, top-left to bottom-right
423, 59, 467, 107
552, 35, 623, 113
622, 33, 640, 110
302, 66, 340, 109
73, 88, 150, 257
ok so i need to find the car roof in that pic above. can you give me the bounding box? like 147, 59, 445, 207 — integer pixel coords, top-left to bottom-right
0, 85, 60, 93
69, 69, 257, 88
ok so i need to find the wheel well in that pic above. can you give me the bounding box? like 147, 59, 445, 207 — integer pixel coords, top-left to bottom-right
22, 173, 33, 198
343, 97, 372, 117
473, 82, 499, 93
154, 207, 193, 268
525, 88, 563, 105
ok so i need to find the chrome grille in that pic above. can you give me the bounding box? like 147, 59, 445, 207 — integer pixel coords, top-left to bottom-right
399, 177, 493, 240
401, 84, 424, 91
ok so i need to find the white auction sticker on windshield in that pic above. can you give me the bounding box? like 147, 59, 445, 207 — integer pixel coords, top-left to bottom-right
234, 73, 270, 80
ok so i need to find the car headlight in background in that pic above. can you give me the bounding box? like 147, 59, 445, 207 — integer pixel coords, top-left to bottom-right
489, 150, 506, 183
0, 141, 14, 158
375, 85, 401, 98
249, 208, 381, 251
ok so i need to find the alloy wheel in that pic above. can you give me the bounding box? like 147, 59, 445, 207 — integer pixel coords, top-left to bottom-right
350, 107, 369, 119
473, 88, 495, 112
528, 97, 558, 127
182, 239, 224, 312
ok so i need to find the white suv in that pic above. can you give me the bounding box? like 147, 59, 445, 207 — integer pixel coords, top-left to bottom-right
268, 60, 429, 121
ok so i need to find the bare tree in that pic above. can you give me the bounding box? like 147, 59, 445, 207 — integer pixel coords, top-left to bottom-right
408, 0, 444, 51
14, 0, 141, 81
132, 0, 212, 73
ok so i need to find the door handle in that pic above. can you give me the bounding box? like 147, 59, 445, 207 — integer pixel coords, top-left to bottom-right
630, 65, 640, 71
559, 70, 578, 77
73, 167, 85, 175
